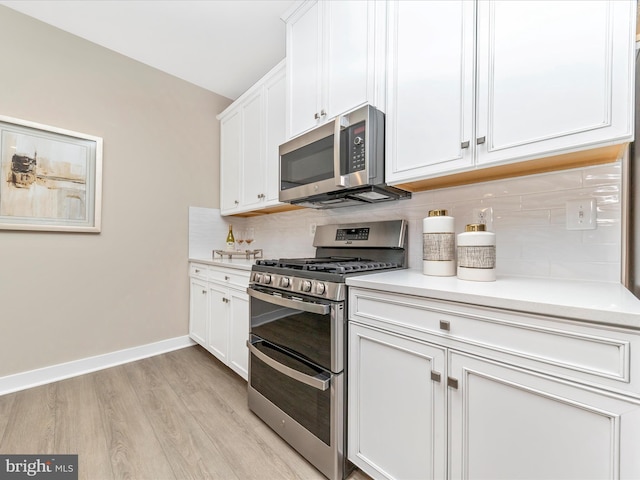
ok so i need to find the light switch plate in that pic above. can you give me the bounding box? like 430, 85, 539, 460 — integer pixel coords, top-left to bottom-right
566, 198, 597, 230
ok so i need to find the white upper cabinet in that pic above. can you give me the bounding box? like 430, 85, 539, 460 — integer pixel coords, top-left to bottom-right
284, 0, 385, 139
386, 0, 636, 186
386, 0, 476, 181
218, 60, 286, 216
476, 0, 635, 166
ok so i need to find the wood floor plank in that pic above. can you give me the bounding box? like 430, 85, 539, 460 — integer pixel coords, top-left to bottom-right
93, 366, 176, 479
124, 356, 240, 480
53, 374, 114, 480
0, 383, 56, 453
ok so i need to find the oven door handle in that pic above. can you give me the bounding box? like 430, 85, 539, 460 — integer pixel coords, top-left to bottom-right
247, 338, 330, 391
247, 288, 330, 315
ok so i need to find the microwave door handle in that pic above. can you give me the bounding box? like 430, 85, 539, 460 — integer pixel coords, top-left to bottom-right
247, 287, 330, 315
247, 338, 330, 391
334, 116, 349, 188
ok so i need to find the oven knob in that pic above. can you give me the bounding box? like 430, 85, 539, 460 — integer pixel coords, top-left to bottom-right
254, 273, 263, 283
280, 277, 291, 288
301, 280, 312, 292
314, 282, 326, 295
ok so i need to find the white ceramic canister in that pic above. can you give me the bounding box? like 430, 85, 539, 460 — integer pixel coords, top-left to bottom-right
457, 223, 496, 281
423, 209, 456, 276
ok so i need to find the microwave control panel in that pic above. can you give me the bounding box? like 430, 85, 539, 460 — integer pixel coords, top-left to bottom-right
343, 122, 366, 173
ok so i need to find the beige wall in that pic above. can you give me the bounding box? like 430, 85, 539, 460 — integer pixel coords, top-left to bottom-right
0, 6, 231, 377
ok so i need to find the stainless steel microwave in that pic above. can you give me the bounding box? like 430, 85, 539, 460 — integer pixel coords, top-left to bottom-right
278, 105, 410, 208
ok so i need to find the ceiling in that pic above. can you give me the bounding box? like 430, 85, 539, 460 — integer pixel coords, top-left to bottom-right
0, 0, 296, 100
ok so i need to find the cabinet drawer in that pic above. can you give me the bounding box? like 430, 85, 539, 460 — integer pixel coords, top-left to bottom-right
189, 263, 209, 279
209, 267, 250, 289
349, 288, 639, 398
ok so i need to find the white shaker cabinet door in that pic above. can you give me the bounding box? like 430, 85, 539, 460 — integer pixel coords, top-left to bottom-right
228, 289, 249, 381
264, 66, 286, 205
448, 351, 640, 480
348, 323, 447, 480
240, 92, 264, 209
207, 283, 229, 365
189, 277, 208, 347
287, 0, 322, 137
385, 0, 475, 183
476, 0, 635, 166
219, 109, 242, 213
324, 0, 374, 122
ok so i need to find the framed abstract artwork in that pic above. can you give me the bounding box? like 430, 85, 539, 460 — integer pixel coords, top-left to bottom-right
0, 116, 103, 232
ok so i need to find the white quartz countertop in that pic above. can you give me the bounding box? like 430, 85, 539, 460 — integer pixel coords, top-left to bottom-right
189, 257, 255, 271
346, 269, 640, 330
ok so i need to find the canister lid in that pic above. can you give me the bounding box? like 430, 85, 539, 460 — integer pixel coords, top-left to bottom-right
465, 223, 486, 232
428, 209, 448, 217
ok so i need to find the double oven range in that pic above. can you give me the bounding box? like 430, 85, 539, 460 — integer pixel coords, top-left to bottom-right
246, 220, 408, 480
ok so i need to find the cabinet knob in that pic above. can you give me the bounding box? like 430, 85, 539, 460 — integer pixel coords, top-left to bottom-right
439, 320, 451, 331
234, 200, 239, 205
461, 140, 470, 149
195, 269, 200, 273
476, 136, 486, 145
225, 275, 230, 281
447, 377, 459, 389
201, 290, 206, 294
314, 112, 320, 119
430, 371, 442, 383
320, 109, 326, 116
222, 297, 229, 303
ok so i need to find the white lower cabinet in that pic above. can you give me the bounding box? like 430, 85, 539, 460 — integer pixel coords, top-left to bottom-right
188, 263, 249, 380
348, 288, 640, 480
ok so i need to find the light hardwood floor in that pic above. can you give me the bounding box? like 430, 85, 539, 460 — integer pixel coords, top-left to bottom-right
0, 346, 371, 480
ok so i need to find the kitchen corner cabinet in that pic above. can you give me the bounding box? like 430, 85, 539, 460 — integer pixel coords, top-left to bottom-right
189, 263, 250, 380
348, 287, 640, 480
385, 0, 636, 186
283, 0, 385, 139
218, 60, 285, 216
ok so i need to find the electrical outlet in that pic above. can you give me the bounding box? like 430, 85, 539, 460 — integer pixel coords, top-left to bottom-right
566, 198, 597, 230
310, 223, 317, 236
472, 207, 493, 231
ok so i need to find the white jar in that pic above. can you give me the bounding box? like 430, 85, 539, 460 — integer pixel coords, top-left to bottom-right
423, 209, 455, 276
457, 223, 496, 282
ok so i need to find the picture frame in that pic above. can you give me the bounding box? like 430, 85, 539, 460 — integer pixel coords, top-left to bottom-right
0, 115, 103, 232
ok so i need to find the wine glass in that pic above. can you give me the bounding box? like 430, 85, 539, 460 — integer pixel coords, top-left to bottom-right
236, 229, 245, 250
245, 228, 255, 249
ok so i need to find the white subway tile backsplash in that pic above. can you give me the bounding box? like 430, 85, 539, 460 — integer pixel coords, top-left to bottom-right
190, 161, 623, 283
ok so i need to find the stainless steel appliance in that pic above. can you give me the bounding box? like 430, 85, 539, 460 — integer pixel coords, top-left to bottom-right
623, 41, 639, 300
279, 104, 411, 208
246, 220, 408, 480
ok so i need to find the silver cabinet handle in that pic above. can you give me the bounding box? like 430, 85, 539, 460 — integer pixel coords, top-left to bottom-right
461, 140, 470, 149
195, 269, 201, 273
447, 377, 459, 389
234, 200, 239, 205
247, 288, 330, 315
320, 109, 326, 116
476, 136, 486, 145
247, 338, 330, 391
224, 275, 230, 281
201, 290, 206, 294
431, 371, 442, 382
439, 320, 450, 331
314, 112, 320, 119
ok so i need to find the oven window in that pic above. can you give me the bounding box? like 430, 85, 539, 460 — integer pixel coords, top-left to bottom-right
250, 295, 333, 371
250, 342, 331, 445
280, 135, 334, 190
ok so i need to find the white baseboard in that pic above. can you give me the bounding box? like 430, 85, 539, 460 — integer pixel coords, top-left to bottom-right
0, 335, 196, 396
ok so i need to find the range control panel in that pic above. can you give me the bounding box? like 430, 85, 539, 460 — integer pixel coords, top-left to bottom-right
335, 227, 370, 241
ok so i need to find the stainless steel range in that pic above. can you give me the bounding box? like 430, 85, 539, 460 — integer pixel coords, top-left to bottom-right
246, 220, 408, 480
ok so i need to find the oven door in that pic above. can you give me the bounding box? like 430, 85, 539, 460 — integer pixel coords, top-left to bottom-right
247, 286, 344, 373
